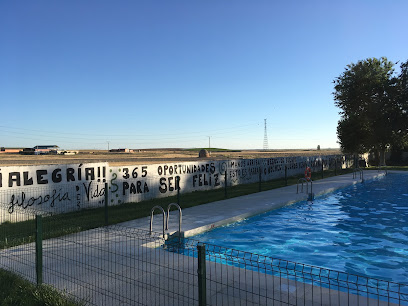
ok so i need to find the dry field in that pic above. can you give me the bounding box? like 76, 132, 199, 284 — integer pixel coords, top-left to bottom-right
0, 149, 341, 166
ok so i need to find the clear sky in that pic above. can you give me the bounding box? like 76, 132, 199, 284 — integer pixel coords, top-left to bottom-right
1, 0, 407, 150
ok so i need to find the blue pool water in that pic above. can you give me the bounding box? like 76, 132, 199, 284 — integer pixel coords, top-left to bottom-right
192, 173, 408, 284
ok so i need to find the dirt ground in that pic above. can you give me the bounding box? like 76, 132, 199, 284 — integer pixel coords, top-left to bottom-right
0, 149, 341, 166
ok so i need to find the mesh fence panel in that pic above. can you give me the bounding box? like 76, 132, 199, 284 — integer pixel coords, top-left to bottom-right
166, 237, 408, 306
1, 216, 408, 305
1, 169, 407, 305
0, 208, 38, 283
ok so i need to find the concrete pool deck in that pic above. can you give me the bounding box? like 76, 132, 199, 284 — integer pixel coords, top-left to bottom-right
121, 170, 388, 237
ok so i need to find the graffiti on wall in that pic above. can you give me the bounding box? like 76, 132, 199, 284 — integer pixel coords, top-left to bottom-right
0, 163, 108, 216
0, 155, 350, 218
108, 161, 223, 205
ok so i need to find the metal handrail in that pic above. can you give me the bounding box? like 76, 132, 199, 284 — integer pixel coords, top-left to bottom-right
297, 178, 309, 194
150, 205, 166, 238
352, 168, 364, 182
378, 165, 388, 175
166, 203, 182, 234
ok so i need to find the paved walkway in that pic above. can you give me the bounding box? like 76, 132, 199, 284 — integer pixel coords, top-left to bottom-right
121, 170, 387, 237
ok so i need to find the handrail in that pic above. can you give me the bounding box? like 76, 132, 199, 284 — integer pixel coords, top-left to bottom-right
307, 179, 314, 201
378, 165, 388, 175
150, 206, 166, 238
297, 178, 314, 200
352, 168, 364, 182
297, 178, 308, 194
166, 203, 182, 234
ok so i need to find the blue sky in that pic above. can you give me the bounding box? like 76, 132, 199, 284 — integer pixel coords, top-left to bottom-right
1, 0, 407, 150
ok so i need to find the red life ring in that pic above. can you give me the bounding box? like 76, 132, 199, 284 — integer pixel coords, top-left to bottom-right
305, 167, 312, 181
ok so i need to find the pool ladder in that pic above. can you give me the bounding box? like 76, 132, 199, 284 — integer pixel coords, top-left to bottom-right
150, 203, 182, 238
378, 165, 388, 175
352, 168, 364, 182
297, 178, 314, 201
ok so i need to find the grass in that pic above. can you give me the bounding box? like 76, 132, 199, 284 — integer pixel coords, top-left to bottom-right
0, 269, 82, 306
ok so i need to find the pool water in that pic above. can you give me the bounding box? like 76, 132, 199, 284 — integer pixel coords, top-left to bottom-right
192, 173, 408, 284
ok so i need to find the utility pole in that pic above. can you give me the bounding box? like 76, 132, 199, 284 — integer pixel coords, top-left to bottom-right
107, 141, 110, 151
208, 136, 211, 150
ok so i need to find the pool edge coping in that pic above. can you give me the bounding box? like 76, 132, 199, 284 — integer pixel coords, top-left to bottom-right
182, 171, 387, 238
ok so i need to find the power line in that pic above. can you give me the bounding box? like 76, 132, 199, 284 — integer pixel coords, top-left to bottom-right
0, 125, 257, 144
0, 122, 268, 149
0, 123, 258, 138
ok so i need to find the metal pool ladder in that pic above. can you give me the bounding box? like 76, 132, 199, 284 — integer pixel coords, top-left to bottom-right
166, 203, 182, 234
297, 178, 314, 201
150, 206, 166, 238
353, 168, 364, 182
297, 178, 309, 194
378, 165, 388, 175
150, 203, 182, 238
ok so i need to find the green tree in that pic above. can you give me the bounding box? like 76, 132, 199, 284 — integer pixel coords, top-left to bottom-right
395, 60, 408, 148
333, 57, 404, 165
387, 60, 408, 164
336, 115, 370, 154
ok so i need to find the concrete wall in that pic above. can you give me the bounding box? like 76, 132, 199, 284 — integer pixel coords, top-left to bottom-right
0, 155, 351, 220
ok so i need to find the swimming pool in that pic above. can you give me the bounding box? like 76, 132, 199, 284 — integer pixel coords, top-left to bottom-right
191, 172, 408, 284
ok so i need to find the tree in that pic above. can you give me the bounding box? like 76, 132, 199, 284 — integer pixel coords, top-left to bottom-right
387, 60, 408, 164
333, 57, 406, 165
336, 115, 370, 154
395, 60, 408, 148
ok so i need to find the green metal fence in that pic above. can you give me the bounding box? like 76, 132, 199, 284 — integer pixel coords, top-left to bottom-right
2, 161, 399, 305
1, 217, 407, 305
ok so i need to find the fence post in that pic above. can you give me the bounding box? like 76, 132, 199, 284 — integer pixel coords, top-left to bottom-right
197, 244, 207, 306
321, 161, 324, 179
224, 171, 228, 198
285, 165, 288, 186
335, 159, 337, 176
259, 167, 262, 192
35, 215, 43, 286
104, 182, 109, 226
177, 176, 180, 205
